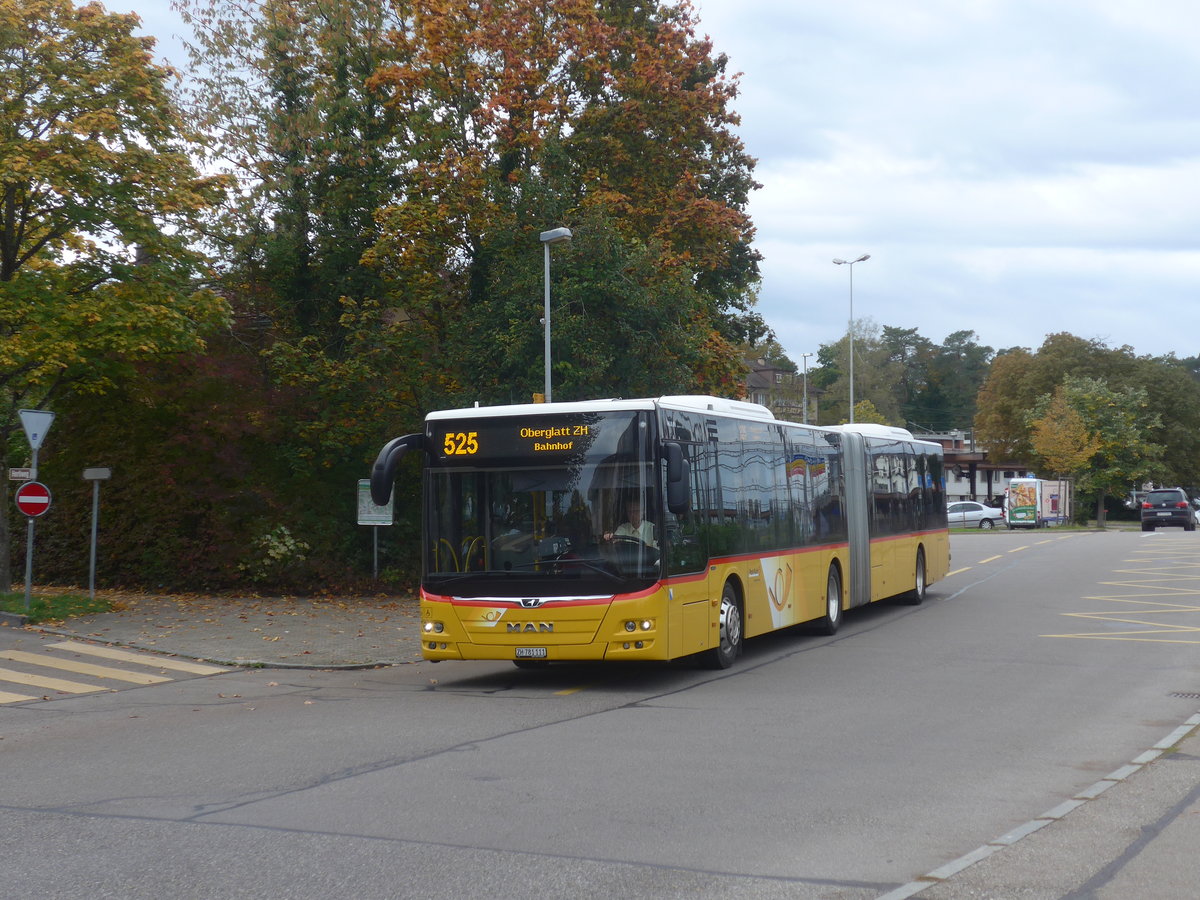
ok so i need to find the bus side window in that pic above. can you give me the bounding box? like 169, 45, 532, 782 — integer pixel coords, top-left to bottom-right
665, 442, 707, 576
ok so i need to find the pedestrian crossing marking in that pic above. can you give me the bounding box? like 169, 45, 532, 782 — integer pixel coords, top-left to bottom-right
46, 640, 229, 675
0, 650, 172, 684
0, 665, 103, 694
0, 689, 37, 704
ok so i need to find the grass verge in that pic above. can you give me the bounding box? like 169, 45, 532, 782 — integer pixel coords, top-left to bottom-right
0, 590, 111, 624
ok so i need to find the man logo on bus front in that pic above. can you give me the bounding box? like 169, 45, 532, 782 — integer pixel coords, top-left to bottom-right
520, 598, 543, 608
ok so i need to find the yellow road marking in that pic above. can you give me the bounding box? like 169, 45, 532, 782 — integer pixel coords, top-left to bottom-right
1008, 546, 1030, 553
946, 567, 971, 576
555, 686, 586, 696
979, 555, 1002, 564
0, 665, 103, 693
0, 650, 171, 685
0, 689, 37, 704
1043, 635, 1200, 644
47, 641, 228, 675
1048, 542, 1200, 643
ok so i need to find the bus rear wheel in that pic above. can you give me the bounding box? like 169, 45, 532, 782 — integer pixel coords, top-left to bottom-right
902, 547, 927, 605
815, 565, 843, 635
700, 582, 742, 669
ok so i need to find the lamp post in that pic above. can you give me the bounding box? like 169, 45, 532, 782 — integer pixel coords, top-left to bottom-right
832, 253, 870, 423
539, 227, 572, 402
800, 352, 813, 425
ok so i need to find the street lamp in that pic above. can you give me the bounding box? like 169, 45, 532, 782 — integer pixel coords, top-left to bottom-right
539, 227, 572, 403
800, 352, 813, 425
832, 253, 870, 423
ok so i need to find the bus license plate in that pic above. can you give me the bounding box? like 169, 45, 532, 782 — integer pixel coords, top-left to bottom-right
515, 647, 547, 659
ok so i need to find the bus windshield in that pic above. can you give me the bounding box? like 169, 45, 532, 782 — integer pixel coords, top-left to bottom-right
424, 411, 660, 594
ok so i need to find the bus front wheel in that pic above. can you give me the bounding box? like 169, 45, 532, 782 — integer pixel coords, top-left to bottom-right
700, 582, 743, 669
816, 565, 843, 635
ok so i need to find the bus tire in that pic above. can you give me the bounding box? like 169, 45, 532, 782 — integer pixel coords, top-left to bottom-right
700, 581, 743, 669
902, 547, 927, 605
816, 565, 843, 635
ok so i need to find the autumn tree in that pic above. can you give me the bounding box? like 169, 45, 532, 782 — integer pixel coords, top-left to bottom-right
1029, 385, 1102, 478
0, 0, 229, 588
367, 0, 762, 406
973, 347, 1037, 460
1029, 376, 1163, 524
975, 334, 1200, 493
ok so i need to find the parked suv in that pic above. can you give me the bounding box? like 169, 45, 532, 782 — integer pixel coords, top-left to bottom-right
1140, 488, 1196, 531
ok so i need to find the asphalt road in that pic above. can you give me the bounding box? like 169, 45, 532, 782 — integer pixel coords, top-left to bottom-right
1, 529, 1197, 899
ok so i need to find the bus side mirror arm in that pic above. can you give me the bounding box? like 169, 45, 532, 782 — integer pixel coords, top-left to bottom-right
664, 442, 690, 515
371, 434, 425, 506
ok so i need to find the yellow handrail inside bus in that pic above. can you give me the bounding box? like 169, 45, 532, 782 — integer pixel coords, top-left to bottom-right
435, 538, 459, 572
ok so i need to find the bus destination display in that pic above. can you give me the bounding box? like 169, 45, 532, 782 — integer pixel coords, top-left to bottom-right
433, 416, 601, 464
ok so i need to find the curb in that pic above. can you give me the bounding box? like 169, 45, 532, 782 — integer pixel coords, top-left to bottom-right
0, 611, 29, 627
27, 624, 416, 671
875, 712, 1200, 899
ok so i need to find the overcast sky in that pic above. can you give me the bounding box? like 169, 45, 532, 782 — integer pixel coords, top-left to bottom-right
132, 0, 1200, 364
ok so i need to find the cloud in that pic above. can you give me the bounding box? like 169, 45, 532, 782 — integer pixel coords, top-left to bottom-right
693, 0, 1200, 359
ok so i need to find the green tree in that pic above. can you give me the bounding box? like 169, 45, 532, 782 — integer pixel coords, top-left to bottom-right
178, 0, 399, 343
923, 330, 993, 430
0, 0, 229, 588
880, 326, 933, 427
810, 318, 902, 426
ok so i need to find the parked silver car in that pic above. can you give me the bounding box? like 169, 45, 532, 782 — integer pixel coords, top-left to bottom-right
947, 500, 1005, 529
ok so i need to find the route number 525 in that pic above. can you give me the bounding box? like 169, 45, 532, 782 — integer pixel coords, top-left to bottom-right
443, 431, 479, 456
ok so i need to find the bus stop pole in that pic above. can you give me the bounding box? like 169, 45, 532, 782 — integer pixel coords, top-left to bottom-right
82, 468, 112, 602
88, 479, 100, 601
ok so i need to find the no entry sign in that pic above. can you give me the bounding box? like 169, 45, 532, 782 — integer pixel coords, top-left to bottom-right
14, 481, 51, 518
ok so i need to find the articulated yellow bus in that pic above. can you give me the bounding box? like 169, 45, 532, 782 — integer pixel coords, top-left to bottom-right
370, 396, 949, 668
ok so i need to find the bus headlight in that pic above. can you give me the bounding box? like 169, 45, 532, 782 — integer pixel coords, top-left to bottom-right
641, 620, 653, 631
423, 622, 444, 634
625, 621, 636, 632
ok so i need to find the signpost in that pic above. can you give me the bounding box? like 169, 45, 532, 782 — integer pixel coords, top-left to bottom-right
14, 481, 51, 611
83, 468, 112, 601
357, 479, 393, 579
15, 411, 54, 612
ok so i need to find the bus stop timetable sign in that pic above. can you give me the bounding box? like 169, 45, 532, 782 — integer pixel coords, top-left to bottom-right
357, 479, 393, 525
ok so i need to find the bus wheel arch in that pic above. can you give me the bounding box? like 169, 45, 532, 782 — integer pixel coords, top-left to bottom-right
700, 578, 744, 669
816, 562, 844, 635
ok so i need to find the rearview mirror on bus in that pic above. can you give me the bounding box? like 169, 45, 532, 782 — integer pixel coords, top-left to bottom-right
664, 442, 689, 515
370, 433, 425, 506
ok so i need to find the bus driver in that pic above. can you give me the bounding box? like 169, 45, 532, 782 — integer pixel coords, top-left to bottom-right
604, 497, 656, 548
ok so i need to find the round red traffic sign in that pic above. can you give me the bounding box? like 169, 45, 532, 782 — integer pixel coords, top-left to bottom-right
14, 481, 51, 518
